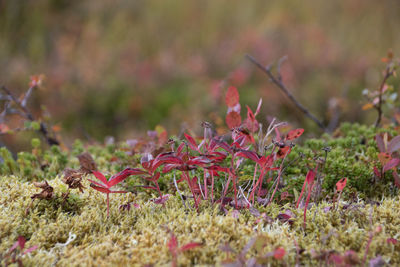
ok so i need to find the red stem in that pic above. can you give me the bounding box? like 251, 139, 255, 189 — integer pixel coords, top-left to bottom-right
184, 172, 199, 209
203, 171, 208, 200
268, 148, 291, 205
210, 172, 214, 203
296, 180, 307, 209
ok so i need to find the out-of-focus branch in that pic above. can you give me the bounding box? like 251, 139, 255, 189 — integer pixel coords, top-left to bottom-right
0, 85, 60, 146
246, 54, 326, 131
374, 65, 395, 128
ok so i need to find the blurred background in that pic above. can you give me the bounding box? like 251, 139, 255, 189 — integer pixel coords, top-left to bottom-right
1, 0, 400, 149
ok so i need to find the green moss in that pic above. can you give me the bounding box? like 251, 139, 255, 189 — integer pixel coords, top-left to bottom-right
0, 177, 399, 266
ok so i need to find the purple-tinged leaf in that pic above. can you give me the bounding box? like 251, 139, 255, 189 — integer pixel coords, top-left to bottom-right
236, 150, 260, 163
369, 256, 385, 267
383, 158, 400, 172
375, 134, 386, 153
162, 164, 180, 173
393, 171, 400, 188
249, 206, 260, 217
152, 194, 170, 204
214, 140, 232, 153
388, 135, 400, 153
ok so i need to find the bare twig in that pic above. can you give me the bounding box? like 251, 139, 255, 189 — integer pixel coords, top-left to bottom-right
0, 85, 60, 146
374, 65, 394, 128
246, 54, 326, 131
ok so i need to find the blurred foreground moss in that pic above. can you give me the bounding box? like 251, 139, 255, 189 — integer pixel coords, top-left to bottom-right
0, 177, 399, 266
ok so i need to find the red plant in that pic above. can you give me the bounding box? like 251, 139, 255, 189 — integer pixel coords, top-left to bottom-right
167, 232, 202, 267
375, 133, 400, 188
225, 86, 241, 129
295, 168, 317, 228
335, 177, 347, 210
160, 141, 211, 209
2, 236, 38, 267
88, 168, 145, 217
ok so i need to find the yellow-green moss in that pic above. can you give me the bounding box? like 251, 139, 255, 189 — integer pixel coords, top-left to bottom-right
1, 176, 400, 266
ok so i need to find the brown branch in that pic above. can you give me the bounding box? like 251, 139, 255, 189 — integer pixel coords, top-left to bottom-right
246, 54, 326, 131
374, 66, 394, 128
1, 85, 60, 146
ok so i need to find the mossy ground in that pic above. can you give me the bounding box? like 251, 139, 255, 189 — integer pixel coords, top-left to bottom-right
1, 123, 400, 266
1, 177, 400, 266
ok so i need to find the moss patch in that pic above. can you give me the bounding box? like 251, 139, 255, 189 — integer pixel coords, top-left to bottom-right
1, 177, 400, 266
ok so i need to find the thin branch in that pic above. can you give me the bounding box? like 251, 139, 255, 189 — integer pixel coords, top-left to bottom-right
1, 85, 60, 146
246, 54, 326, 131
374, 66, 394, 128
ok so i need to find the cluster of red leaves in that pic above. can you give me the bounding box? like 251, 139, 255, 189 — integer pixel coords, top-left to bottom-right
375, 133, 400, 188
89, 168, 145, 217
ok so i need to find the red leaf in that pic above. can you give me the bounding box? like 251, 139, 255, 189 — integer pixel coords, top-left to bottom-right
236, 150, 260, 162
393, 171, 400, 188
286, 128, 304, 140
180, 242, 202, 252
336, 177, 347, 191
378, 152, 391, 166
17, 236, 26, 250
245, 106, 259, 132
383, 158, 400, 172
89, 183, 111, 194
305, 169, 316, 185
375, 134, 386, 153
168, 234, 178, 252
225, 86, 239, 107
387, 238, 398, 245
226, 111, 241, 129
373, 166, 382, 178
184, 133, 199, 152
23, 245, 38, 255
108, 168, 145, 187
92, 171, 109, 185
273, 247, 286, 260
277, 146, 290, 159
388, 135, 400, 153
